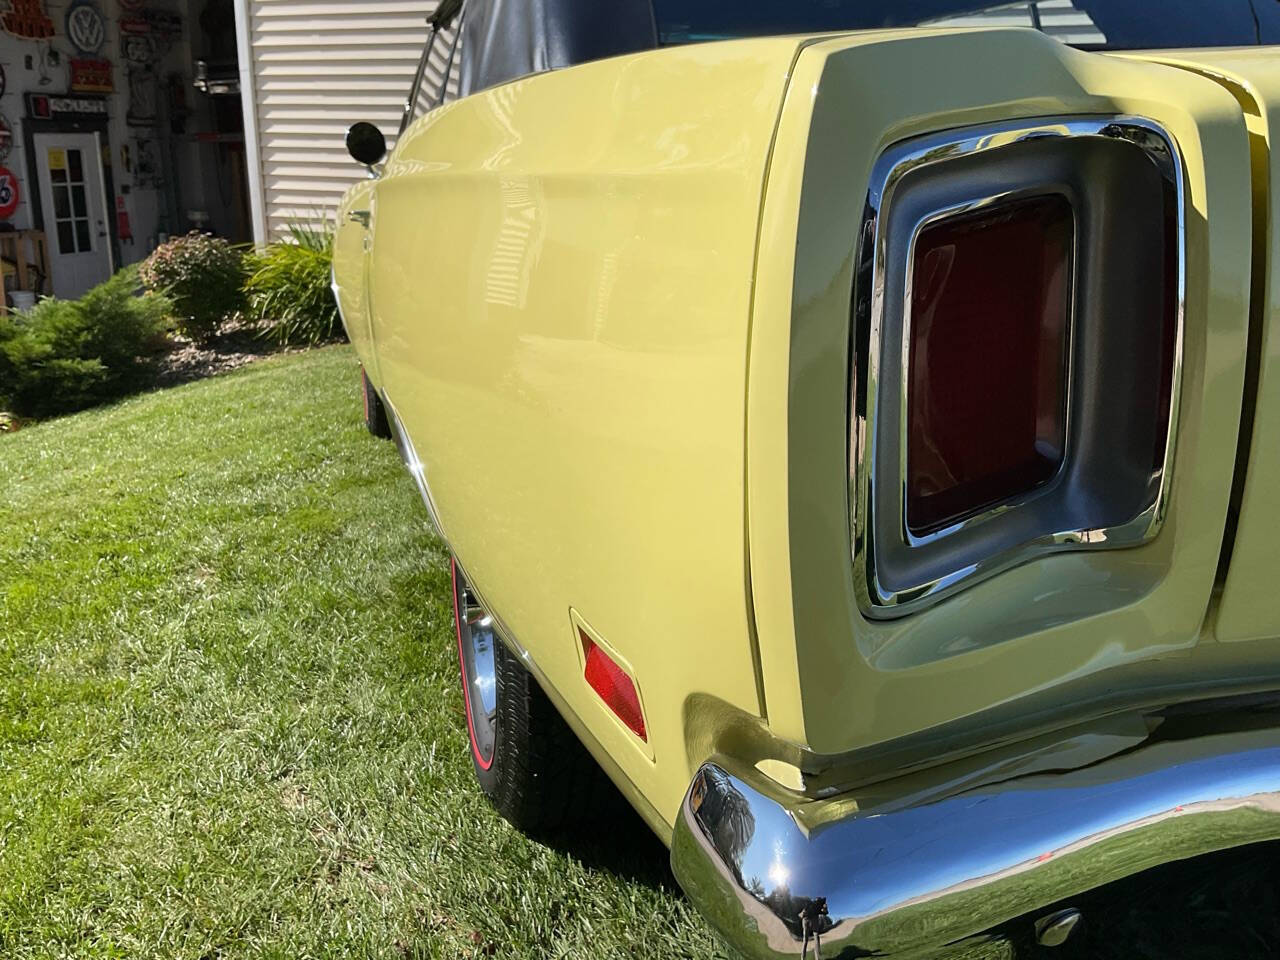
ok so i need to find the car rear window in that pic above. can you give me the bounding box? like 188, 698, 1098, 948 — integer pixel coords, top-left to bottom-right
651, 0, 1280, 50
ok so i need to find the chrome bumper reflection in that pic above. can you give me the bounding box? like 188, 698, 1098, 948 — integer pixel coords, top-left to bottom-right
672, 725, 1280, 958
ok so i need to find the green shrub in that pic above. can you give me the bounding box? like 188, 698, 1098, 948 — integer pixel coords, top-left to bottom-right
139, 231, 246, 340
0, 267, 172, 418
246, 224, 343, 345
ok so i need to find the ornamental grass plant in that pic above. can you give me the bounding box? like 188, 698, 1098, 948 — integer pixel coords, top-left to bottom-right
246, 223, 343, 346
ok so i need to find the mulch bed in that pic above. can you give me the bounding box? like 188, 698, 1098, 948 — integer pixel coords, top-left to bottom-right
151, 317, 309, 388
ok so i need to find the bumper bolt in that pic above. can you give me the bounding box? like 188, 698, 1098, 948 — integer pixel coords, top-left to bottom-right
1034, 908, 1082, 947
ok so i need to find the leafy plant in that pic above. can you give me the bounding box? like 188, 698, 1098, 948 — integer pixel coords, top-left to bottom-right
245, 223, 343, 345
0, 266, 172, 418
139, 231, 247, 340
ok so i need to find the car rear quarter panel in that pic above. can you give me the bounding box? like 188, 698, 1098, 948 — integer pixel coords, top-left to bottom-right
367, 39, 802, 826
1148, 50, 1280, 645
749, 29, 1256, 757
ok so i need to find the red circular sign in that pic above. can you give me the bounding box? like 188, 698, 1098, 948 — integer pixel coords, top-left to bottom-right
0, 166, 21, 220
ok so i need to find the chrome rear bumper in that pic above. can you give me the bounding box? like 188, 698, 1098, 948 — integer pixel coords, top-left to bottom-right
671, 720, 1280, 958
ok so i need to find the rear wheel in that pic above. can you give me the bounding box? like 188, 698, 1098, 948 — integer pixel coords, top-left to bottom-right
451, 559, 617, 835
361, 367, 392, 439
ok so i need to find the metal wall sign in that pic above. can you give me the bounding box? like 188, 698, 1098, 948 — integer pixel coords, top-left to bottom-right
0, 165, 20, 220
2, 0, 54, 39
121, 8, 180, 56
121, 29, 156, 66
65, 0, 107, 56
70, 57, 114, 93
126, 70, 157, 127
144, 7, 181, 51
26, 93, 109, 120
129, 137, 160, 188
0, 114, 11, 160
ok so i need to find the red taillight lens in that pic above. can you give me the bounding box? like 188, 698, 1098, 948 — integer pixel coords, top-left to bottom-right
581, 631, 647, 741
906, 194, 1074, 536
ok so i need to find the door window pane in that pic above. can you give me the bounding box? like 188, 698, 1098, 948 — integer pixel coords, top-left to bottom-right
49, 145, 95, 256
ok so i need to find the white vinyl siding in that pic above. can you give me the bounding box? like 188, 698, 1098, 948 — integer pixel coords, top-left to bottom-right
414, 18, 461, 119
926, 1, 1107, 46
240, 0, 456, 240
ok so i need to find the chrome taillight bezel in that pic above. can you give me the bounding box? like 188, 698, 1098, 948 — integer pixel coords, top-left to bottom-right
850, 116, 1186, 619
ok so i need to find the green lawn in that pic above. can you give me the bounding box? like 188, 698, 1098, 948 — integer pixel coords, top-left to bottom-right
4, 345, 1278, 960
0, 346, 724, 959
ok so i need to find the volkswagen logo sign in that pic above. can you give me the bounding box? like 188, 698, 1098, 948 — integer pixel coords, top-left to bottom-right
66, 0, 106, 56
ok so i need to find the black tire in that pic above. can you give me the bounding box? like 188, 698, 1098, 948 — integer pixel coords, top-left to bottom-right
361, 367, 392, 439
452, 559, 618, 835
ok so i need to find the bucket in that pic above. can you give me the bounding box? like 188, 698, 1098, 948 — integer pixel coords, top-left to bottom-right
9, 291, 36, 312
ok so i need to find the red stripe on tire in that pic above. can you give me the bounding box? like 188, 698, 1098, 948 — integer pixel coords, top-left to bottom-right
452, 558, 495, 771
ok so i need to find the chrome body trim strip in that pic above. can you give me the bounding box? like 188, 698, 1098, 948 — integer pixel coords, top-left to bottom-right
382, 393, 448, 541
850, 115, 1186, 618
672, 719, 1280, 959
330, 264, 352, 342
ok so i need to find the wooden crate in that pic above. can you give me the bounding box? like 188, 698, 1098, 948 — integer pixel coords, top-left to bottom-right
0, 230, 51, 311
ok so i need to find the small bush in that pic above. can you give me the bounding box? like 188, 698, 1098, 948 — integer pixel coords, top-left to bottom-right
140, 231, 246, 340
246, 224, 343, 346
0, 267, 172, 418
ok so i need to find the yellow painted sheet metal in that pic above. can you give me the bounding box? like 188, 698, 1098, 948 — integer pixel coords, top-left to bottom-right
334, 25, 1271, 823
1148, 50, 1280, 645
366, 38, 801, 825
748, 28, 1253, 755
334, 178, 377, 377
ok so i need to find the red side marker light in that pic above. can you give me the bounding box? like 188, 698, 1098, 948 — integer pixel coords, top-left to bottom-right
581, 630, 647, 742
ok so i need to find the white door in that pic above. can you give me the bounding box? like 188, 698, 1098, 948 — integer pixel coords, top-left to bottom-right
33, 132, 113, 299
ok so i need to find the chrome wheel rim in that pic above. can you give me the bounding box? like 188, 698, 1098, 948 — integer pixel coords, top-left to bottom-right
452, 562, 498, 769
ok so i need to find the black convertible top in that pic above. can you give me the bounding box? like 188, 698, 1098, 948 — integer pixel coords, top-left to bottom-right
446, 0, 1279, 99
456, 0, 658, 97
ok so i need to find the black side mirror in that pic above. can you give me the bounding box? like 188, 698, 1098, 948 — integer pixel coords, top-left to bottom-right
346, 122, 387, 167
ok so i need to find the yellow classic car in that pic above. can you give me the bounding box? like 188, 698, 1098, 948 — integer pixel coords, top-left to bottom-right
332, 0, 1280, 955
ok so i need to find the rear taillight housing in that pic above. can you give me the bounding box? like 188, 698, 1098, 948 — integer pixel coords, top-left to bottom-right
906, 195, 1074, 535
854, 118, 1182, 617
